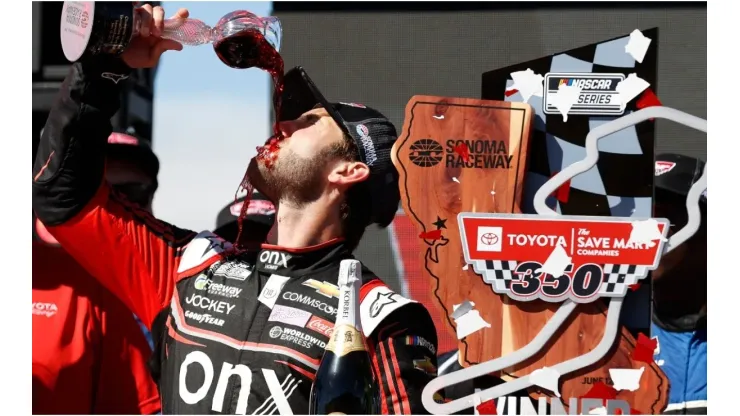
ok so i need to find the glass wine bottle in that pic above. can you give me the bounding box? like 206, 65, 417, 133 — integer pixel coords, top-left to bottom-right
308, 260, 381, 415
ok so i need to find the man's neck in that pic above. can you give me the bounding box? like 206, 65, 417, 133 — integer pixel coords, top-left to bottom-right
270, 200, 343, 249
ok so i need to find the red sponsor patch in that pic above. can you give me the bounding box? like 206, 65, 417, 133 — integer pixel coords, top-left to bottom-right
305, 315, 334, 337
654, 161, 676, 177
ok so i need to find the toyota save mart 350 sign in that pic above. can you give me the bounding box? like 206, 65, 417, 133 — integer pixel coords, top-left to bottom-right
458, 213, 670, 304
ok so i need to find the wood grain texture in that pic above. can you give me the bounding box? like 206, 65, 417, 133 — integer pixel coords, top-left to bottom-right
391, 95, 668, 414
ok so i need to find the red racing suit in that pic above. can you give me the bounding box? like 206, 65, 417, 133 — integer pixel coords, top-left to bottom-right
32, 57, 439, 415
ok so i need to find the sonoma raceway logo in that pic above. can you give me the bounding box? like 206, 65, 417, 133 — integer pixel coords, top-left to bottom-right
194, 275, 243, 299
408, 139, 513, 169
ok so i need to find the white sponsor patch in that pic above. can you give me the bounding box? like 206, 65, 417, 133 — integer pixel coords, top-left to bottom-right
268, 304, 312, 327
359, 285, 415, 336
258, 274, 291, 309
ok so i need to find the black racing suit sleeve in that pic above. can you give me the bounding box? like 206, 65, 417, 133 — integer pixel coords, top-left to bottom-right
32, 57, 195, 327
368, 303, 440, 415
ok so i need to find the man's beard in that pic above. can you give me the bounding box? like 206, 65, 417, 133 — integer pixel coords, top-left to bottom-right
247, 147, 327, 207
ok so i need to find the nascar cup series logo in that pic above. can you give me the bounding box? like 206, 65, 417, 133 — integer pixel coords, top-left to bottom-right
543, 73, 626, 116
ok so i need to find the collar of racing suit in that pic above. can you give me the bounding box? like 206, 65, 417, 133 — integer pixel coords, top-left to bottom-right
254, 238, 351, 276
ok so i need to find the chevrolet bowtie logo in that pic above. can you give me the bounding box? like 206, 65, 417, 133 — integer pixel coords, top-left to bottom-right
302, 279, 339, 299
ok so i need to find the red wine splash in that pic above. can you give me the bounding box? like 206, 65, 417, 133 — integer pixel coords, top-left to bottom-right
214, 29, 285, 250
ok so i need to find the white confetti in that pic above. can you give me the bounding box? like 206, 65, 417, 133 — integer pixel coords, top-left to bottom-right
529, 367, 562, 397
609, 366, 645, 392
625, 29, 652, 63
656, 359, 665, 366
433, 114, 445, 120
509, 68, 545, 103
490, 190, 496, 196
615, 73, 650, 110
462, 264, 469, 271
628, 219, 668, 247
452, 177, 460, 183
452, 302, 491, 339
537, 244, 572, 278
549, 84, 582, 122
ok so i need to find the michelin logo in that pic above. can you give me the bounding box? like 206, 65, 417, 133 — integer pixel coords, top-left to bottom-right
543, 72, 626, 116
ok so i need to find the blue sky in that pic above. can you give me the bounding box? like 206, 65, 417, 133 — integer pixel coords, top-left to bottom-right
152, 1, 273, 232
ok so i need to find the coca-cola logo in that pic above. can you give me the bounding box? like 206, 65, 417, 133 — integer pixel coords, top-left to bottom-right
306, 316, 334, 337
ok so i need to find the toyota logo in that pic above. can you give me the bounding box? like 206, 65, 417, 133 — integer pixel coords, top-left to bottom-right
480, 233, 499, 245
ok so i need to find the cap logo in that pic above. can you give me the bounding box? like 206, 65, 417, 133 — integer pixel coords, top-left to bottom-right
355, 124, 378, 167
341, 102, 367, 108
108, 132, 139, 146
655, 161, 676, 176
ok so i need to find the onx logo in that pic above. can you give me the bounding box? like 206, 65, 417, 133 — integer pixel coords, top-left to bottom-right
543, 72, 626, 116
259, 250, 290, 269
179, 351, 295, 414
476, 226, 503, 252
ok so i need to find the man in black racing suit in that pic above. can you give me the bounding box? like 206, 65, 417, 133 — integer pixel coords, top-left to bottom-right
32, 5, 439, 415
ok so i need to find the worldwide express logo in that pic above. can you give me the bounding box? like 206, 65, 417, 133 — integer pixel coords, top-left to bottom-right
543, 72, 626, 116
408, 138, 513, 169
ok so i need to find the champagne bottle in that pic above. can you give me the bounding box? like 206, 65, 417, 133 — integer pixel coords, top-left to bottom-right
308, 260, 380, 415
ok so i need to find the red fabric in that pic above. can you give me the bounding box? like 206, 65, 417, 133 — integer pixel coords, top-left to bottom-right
46, 185, 191, 327
32, 241, 160, 414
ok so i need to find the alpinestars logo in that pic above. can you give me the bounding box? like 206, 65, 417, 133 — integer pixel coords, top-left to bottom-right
369, 292, 398, 318
101, 72, 130, 84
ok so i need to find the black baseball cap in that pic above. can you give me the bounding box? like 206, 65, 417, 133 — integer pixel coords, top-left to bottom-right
213, 190, 276, 243
281, 66, 400, 228
654, 153, 706, 203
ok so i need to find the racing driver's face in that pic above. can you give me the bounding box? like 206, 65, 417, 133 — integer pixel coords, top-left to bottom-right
247, 107, 368, 207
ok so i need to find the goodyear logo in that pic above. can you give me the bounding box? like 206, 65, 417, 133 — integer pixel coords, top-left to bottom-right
543, 72, 625, 116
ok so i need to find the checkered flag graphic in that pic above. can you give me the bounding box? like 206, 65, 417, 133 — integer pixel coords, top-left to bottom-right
480, 260, 518, 293
599, 264, 649, 296
482, 28, 659, 220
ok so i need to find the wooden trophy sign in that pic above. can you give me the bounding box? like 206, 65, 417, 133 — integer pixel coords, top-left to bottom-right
392, 30, 686, 416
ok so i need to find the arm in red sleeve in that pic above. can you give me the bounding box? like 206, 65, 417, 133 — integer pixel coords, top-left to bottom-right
32, 56, 195, 326
93, 290, 162, 415
368, 303, 440, 415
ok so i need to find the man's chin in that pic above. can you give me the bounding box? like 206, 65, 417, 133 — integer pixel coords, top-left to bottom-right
246, 157, 277, 202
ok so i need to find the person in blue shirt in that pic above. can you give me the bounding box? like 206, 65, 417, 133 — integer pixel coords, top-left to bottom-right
651, 153, 707, 415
